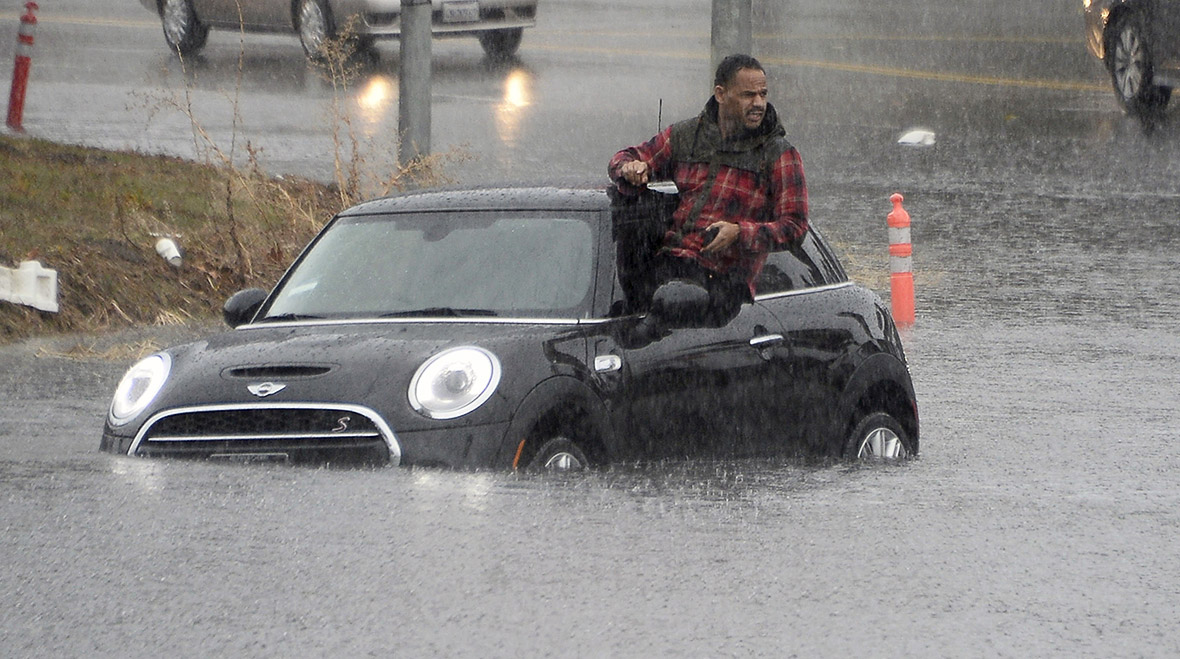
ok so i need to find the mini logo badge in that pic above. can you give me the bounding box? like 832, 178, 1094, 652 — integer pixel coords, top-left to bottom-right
247, 382, 286, 397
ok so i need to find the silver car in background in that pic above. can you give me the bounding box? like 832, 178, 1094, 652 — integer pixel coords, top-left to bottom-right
140, 0, 537, 61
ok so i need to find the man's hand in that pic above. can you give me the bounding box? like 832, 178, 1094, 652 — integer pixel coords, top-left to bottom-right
619, 160, 650, 186
702, 221, 740, 253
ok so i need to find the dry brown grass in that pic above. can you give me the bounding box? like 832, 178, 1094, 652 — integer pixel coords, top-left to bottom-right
0, 135, 341, 343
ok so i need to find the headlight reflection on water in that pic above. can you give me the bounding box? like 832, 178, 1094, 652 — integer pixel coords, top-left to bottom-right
495, 68, 533, 147
108, 459, 167, 495
346, 68, 532, 147
353, 75, 397, 137
410, 470, 497, 512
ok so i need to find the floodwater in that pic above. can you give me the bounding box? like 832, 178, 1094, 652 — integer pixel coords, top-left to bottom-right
4, 0, 1180, 655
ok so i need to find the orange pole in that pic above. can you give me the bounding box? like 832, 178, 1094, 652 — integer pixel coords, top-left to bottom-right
887, 193, 915, 327
6, 2, 38, 132
512, 439, 527, 470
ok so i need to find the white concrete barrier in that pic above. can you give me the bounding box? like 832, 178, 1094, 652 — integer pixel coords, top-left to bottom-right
0, 260, 59, 313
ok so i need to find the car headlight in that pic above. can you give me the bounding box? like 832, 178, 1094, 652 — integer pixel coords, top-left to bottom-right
408, 346, 501, 420
108, 353, 172, 426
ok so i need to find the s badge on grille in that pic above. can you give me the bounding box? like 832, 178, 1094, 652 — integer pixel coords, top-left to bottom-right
247, 382, 287, 397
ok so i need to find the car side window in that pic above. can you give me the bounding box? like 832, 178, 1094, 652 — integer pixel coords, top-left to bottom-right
803, 229, 848, 284
757, 235, 825, 294
756, 230, 849, 295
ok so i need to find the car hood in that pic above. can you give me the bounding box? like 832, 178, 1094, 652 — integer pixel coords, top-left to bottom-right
150, 320, 579, 431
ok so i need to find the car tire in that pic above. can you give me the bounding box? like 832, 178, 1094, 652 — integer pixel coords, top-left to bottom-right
1106, 11, 1171, 117
161, 0, 209, 56
479, 28, 523, 61
526, 436, 590, 472
844, 411, 914, 460
297, 0, 337, 60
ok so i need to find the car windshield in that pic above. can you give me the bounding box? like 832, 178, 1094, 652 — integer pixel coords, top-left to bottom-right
262, 211, 597, 320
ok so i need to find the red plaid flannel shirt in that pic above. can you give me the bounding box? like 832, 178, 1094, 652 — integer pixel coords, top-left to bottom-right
609, 124, 809, 295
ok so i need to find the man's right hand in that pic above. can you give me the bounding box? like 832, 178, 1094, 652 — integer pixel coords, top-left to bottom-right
620, 160, 650, 186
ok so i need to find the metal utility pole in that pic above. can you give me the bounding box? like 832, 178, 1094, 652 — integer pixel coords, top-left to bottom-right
398, 0, 432, 166
710, 0, 752, 75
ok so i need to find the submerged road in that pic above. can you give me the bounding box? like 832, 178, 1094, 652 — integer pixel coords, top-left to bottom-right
3, 0, 1180, 656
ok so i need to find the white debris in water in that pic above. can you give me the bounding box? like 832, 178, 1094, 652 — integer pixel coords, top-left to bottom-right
898, 128, 936, 146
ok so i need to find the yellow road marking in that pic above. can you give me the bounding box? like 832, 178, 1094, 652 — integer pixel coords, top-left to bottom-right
543, 29, 1084, 46
527, 43, 1109, 93
761, 55, 1110, 93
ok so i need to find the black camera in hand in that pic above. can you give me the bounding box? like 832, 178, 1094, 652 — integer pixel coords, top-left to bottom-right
702, 225, 720, 247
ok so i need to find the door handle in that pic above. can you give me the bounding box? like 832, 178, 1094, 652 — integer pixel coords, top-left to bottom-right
749, 333, 784, 348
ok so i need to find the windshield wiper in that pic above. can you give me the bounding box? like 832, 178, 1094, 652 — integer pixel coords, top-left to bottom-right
258, 313, 325, 323
379, 307, 499, 318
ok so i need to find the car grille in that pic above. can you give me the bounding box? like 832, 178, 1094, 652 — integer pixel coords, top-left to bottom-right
131, 404, 399, 465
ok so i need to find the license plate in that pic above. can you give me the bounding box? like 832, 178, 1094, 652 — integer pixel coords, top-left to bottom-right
442, 1, 479, 23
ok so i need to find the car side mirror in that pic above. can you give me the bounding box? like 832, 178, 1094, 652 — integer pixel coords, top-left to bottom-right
647, 279, 711, 329
223, 288, 268, 328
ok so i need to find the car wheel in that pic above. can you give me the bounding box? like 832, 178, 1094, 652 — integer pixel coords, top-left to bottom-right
479, 28, 523, 61
298, 0, 336, 60
844, 412, 914, 460
526, 437, 589, 472
1107, 12, 1171, 116
161, 0, 209, 56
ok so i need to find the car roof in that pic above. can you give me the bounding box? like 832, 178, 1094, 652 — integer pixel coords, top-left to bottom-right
338, 186, 611, 216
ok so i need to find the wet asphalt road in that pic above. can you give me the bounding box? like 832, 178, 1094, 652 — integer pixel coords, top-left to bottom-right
3, 0, 1180, 656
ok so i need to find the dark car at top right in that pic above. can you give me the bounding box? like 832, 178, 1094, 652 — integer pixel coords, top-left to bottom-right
1085, 0, 1180, 118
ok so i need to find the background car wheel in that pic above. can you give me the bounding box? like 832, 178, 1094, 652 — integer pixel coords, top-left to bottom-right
526, 437, 589, 472
844, 412, 914, 460
1107, 12, 1171, 116
161, 0, 209, 56
298, 0, 337, 60
479, 28, 523, 61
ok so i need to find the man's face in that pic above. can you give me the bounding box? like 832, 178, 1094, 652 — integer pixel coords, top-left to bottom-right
714, 67, 768, 134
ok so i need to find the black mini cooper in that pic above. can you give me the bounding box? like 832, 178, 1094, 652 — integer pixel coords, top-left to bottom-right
101, 186, 918, 470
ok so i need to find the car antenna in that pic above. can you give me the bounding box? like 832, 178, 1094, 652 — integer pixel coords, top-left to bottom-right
657, 98, 663, 133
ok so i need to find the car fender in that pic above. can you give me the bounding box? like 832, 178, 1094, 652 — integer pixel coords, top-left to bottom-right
1098, 1, 1159, 60
495, 375, 613, 468
833, 352, 919, 454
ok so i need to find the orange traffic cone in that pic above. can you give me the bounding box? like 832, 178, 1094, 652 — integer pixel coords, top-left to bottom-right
887, 193, 915, 327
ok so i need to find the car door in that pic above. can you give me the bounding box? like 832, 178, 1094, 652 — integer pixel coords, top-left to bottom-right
606, 301, 788, 461
752, 231, 856, 453
597, 189, 794, 460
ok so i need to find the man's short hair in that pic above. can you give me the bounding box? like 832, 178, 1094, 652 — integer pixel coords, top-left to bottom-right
714, 54, 765, 88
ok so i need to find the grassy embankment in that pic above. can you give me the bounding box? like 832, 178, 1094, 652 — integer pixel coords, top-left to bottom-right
0, 134, 339, 344
0, 26, 465, 347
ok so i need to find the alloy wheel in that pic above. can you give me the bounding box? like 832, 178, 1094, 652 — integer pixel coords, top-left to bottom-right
543, 451, 585, 471
299, 0, 329, 56
855, 425, 910, 459
163, 0, 191, 45
1113, 22, 1147, 103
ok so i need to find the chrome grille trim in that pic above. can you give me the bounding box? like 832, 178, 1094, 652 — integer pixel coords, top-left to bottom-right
147, 431, 381, 443
128, 402, 401, 465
